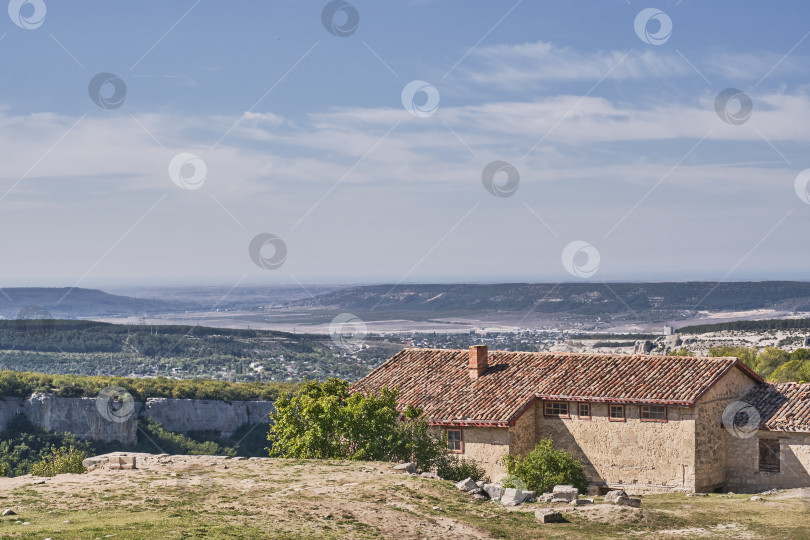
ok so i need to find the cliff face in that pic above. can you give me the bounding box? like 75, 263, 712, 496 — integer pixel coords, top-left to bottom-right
141, 398, 275, 437
0, 394, 274, 444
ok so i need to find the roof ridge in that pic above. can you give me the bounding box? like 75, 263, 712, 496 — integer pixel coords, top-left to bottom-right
401, 346, 735, 361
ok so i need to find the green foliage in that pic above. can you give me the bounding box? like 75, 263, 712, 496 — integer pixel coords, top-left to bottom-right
0, 319, 401, 382
29, 445, 87, 476
709, 346, 810, 383
679, 318, 810, 334
502, 437, 589, 494
0, 369, 298, 401
0, 415, 95, 477
435, 455, 489, 483
0, 413, 270, 478
128, 419, 236, 456
268, 379, 445, 471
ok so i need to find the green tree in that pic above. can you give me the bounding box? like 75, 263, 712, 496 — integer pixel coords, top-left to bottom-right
29, 445, 87, 477
267, 379, 445, 471
502, 437, 589, 494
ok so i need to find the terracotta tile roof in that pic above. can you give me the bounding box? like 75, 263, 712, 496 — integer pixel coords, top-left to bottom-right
738, 382, 810, 432
351, 348, 762, 426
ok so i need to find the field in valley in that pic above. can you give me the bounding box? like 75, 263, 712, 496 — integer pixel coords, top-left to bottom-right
0, 453, 807, 539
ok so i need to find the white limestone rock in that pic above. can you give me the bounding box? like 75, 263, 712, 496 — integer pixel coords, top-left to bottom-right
455, 477, 478, 492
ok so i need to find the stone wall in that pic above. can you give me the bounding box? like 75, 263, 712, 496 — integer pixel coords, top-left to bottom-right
429, 425, 510, 479
0, 393, 275, 443
693, 367, 758, 492
508, 402, 536, 459
534, 401, 696, 492
725, 430, 810, 492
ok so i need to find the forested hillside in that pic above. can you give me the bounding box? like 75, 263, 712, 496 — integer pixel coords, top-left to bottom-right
0, 320, 403, 381
282, 281, 810, 321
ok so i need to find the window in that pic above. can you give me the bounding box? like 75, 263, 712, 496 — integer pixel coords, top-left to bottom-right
544, 401, 569, 417
447, 429, 463, 453
640, 405, 667, 422
578, 403, 591, 419
609, 404, 625, 421
759, 439, 780, 473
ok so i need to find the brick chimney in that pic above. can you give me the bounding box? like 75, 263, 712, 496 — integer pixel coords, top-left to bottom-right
469, 345, 488, 379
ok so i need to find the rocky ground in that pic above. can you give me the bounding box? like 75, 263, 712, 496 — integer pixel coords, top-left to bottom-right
0, 453, 808, 539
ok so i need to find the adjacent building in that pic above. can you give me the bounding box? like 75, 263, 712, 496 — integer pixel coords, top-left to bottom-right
352, 346, 810, 493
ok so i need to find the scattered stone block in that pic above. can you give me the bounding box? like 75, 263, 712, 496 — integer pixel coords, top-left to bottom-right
2, 509, 16, 516
615, 496, 641, 508
552, 485, 579, 503
455, 477, 478, 492
604, 489, 627, 503
420, 471, 438, 479
750, 496, 763, 501
586, 485, 601, 496
523, 490, 536, 502
483, 483, 503, 501
538, 492, 553, 502
535, 509, 565, 523
109, 456, 136, 470
392, 462, 416, 474
571, 498, 594, 506
501, 488, 525, 506
686, 492, 708, 497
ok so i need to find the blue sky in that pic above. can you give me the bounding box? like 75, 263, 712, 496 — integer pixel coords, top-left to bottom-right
1, 0, 810, 287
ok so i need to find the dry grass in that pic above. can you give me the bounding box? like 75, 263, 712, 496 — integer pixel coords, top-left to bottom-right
0, 453, 807, 539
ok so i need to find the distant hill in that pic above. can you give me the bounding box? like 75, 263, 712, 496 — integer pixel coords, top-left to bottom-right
0, 287, 181, 319
282, 281, 810, 321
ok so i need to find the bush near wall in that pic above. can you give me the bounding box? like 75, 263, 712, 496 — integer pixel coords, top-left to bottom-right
502, 437, 589, 494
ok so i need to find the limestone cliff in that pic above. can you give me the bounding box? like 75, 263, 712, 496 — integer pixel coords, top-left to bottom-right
0, 393, 274, 444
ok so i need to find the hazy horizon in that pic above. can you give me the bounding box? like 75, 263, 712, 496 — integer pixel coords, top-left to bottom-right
2, 2, 810, 293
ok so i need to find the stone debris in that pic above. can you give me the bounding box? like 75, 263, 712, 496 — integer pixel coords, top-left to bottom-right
392, 462, 416, 474
750, 496, 763, 501
2, 509, 16, 516
483, 483, 504, 502
604, 489, 628, 503
109, 456, 136, 470
500, 487, 526, 506
432, 505, 442, 511
615, 496, 642, 508
455, 477, 478, 492
538, 492, 553, 502
420, 471, 438, 479
570, 498, 594, 506
535, 508, 565, 523
552, 485, 579, 503
686, 492, 709, 497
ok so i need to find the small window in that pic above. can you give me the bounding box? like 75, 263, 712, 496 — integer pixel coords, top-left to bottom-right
447, 429, 463, 453
640, 405, 667, 422
759, 439, 780, 473
544, 401, 569, 417
609, 404, 625, 421
578, 403, 591, 419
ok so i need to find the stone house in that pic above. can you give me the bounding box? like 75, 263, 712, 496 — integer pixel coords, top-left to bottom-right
352, 346, 810, 493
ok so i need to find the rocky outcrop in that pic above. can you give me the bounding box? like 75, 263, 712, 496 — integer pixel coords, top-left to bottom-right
0, 393, 274, 443
0, 397, 24, 432
141, 398, 274, 437
22, 393, 141, 444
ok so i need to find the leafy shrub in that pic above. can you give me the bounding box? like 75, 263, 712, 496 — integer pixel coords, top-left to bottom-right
30, 445, 87, 476
268, 379, 446, 471
436, 455, 489, 483
0, 415, 95, 477
502, 437, 589, 494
